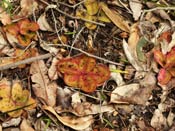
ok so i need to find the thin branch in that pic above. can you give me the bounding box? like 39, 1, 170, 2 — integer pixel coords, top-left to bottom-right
69, 26, 85, 56
0, 53, 52, 71
140, 6, 175, 21
58, 0, 86, 9
48, 43, 124, 66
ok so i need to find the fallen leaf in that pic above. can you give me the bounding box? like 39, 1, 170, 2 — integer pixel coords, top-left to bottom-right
109, 64, 125, 86
129, 0, 142, 21
100, 2, 130, 32
43, 106, 94, 130
154, 50, 165, 67
136, 37, 147, 62
0, 79, 36, 117
110, 73, 156, 105
151, 109, 167, 130
19, 0, 38, 16
48, 57, 60, 80
2, 117, 21, 128
123, 39, 143, 71
37, 12, 53, 32
0, 7, 11, 25
4, 19, 39, 47
84, 0, 98, 15
20, 119, 34, 131
30, 59, 57, 106
57, 54, 110, 93
158, 68, 172, 85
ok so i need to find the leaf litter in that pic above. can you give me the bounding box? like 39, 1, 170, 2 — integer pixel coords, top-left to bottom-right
0, 0, 175, 130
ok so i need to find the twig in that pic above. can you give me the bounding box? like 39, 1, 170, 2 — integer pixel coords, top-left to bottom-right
118, 0, 132, 14
140, 6, 175, 21
48, 43, 124, 66
69, 26, 85, 56
0, 53, 52, 71
58, 0, 86, 9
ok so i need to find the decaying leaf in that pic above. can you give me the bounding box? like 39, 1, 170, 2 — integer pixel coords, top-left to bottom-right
57, 54, 110, 93
0, 7, 11, 25
0, 79, 36, 117
19, 0, 38, 16
84, 0, 98, 15
4, 19, 39, 47
158, 68, 172, 85
136, 37, 147, 62
2, 117, 21, 128
43, 106, 94, 130
37, 12, 53, 32
123, 39, 143, 71
20, 119, 34, 131
30, 59, 57, 106
151, 109, 167, 130
100, 2, 130, 32
110, 73, 156, 105
129, 0, 142, 21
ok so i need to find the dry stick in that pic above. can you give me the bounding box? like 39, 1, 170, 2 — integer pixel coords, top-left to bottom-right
58, 0, 86, 9
0, 53, 52, 71
69, 26, 85, 56
48, 44, 124, 66
140, 6, 175, 21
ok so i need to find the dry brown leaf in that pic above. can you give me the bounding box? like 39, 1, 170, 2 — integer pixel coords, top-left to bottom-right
136, 120, 155, 131
19, 0, 38, 16
37, 13, 53, 32
151, 109, 167, 130
0, 7, 11, 25
0, 32, 12, 55
20, 119, 34, 131
43, 106, 94, 130
30, 60, 57, 106
48, 57, 59, 80
100, 2, 130, 32
129, 0, 142, 21
2, 117, 21, 128
110, 73, 156, 105
128, 23, 140, 51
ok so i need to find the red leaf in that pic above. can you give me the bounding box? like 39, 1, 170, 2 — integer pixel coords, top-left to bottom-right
159, 31, 172, 43
3, 24, 19, 36
168, 68, 175, 77
158, 68, 172, 85
165, 49, 175, 68
153, 50, 165, 67
57, 54, 110, 92
18, 19, 39, 35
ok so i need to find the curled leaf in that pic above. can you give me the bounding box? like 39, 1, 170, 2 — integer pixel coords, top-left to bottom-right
57, 54, 110, 92
158, 68, 171, 85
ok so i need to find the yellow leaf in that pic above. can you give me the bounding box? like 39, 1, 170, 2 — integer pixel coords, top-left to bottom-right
84, 0, 99, 15
84, 15, 97, 30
